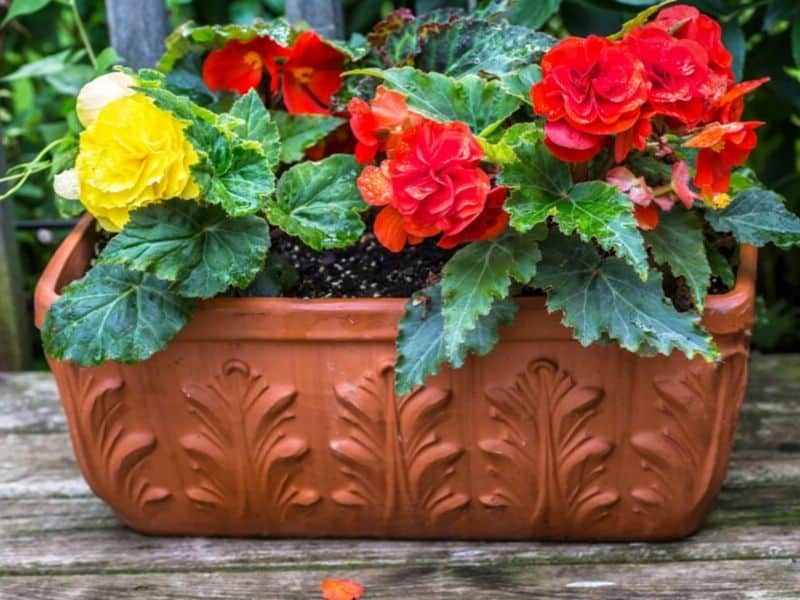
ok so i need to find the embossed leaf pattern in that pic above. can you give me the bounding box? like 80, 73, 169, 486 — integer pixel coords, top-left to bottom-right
181, 360, 320, 520
330, 362, 469, 524
68, 372, 171, 510
631, 353, 747, 517
480, 360, 618, 529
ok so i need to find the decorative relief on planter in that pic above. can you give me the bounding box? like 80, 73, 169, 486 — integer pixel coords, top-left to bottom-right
180, 360, 320, 520
479, 359, 619, 529
330, 362, 470, 524
630, 352, 748, 519
64, 370, 171, 512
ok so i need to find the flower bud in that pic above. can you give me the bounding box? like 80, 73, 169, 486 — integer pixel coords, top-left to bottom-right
76, 72, 136, 127
53, 168, 80, 200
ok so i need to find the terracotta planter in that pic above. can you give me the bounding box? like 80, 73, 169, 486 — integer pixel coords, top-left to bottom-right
35, 216, 757, 540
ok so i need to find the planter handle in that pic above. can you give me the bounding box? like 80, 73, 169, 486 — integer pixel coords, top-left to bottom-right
703, 244, 758, 335
34, 214, 95, 329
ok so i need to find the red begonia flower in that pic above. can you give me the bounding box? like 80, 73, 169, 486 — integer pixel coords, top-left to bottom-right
532, 35, 650, 137
278, 31, 345, 115
202, 38, 275, 94
650, 5, 733, 80
389, 120, 490, 238
356, 119, 501, 252
684, 121, 763, 195
543, 120, 607, 163
623, 27, 711, 127
348, 85, 420, 164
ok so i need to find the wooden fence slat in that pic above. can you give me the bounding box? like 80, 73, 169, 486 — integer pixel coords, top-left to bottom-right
105, 0, 171, 70
286, 0, 345, 40
0, 124, 31, 371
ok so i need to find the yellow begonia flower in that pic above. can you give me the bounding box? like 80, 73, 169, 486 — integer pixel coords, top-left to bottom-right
76, 94, 200, 231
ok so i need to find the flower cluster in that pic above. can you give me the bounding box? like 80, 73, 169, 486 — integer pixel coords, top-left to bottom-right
202, 31, 345, 115
350, 87, 508, 251
532, 4, 767, 212
33, 4, 800, 398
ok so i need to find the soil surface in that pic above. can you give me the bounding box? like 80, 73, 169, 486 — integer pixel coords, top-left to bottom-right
271, 231, 451, 298
271, 230, 735, 303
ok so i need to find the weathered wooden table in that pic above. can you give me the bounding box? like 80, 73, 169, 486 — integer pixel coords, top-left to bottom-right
1, 354, 798, 599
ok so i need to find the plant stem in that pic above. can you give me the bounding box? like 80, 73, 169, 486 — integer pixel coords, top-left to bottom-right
0, 138, 64, 201
70, 0, 97, 69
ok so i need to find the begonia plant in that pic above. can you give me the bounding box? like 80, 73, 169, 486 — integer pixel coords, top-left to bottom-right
13, 0, 800, 394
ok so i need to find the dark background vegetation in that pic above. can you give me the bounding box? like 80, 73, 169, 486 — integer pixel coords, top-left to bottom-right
2, 0, 799, 365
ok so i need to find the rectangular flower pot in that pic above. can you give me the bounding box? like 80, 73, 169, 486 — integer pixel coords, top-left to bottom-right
35, 216, 758, 540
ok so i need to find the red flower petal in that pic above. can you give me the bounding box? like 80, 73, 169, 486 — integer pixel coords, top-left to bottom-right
357, 163, 392, 206
671, 160, 698, 209
374, 205, 408, 252
202, 39, 266, 94
438, 187, 510, 249
283, 76, 330, 115
544, 121, 606, 162
280, 31, 345, 115
634, 203, 659, 230
321, 579, 364, 600
717, 77, 769, 122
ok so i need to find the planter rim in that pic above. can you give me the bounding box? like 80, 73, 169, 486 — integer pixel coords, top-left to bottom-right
35, 214, 758, 340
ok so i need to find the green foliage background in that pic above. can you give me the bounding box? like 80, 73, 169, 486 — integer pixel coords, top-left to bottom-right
2, 0, 799, 355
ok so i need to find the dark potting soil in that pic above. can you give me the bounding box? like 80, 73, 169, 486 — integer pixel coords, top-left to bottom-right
271, 231, 451, 298
269, 230, 736, 303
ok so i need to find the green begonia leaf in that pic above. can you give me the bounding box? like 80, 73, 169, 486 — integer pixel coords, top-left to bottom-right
350, 67, 521, 135
441, 229, 544, 363
229, 90, 281, 168
267, 154, 367, 250
98, 200, 269, 299
371, 8, 462, 68
42, 265, 195, 366
499, 65, 541, 105
159, 19, 293, 72
706, 242, 736, 289
532, 233, 719, 361
499, 124, 648, 280
195, 141, 276, 216
395, 285, 517, 396
415, 19, 555, 77
272, 110, 345, 164
643, 207, 711, 309
705, 188, 800, 250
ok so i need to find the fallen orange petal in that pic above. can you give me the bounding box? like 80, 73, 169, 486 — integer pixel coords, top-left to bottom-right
321, 578, 365, 600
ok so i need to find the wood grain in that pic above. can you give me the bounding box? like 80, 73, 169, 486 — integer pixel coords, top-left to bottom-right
0, 123, 31, 371
105, 0, 170, 70
0, 559, 798, 599
285, 0, 344, 40
0, 355, 799, 597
